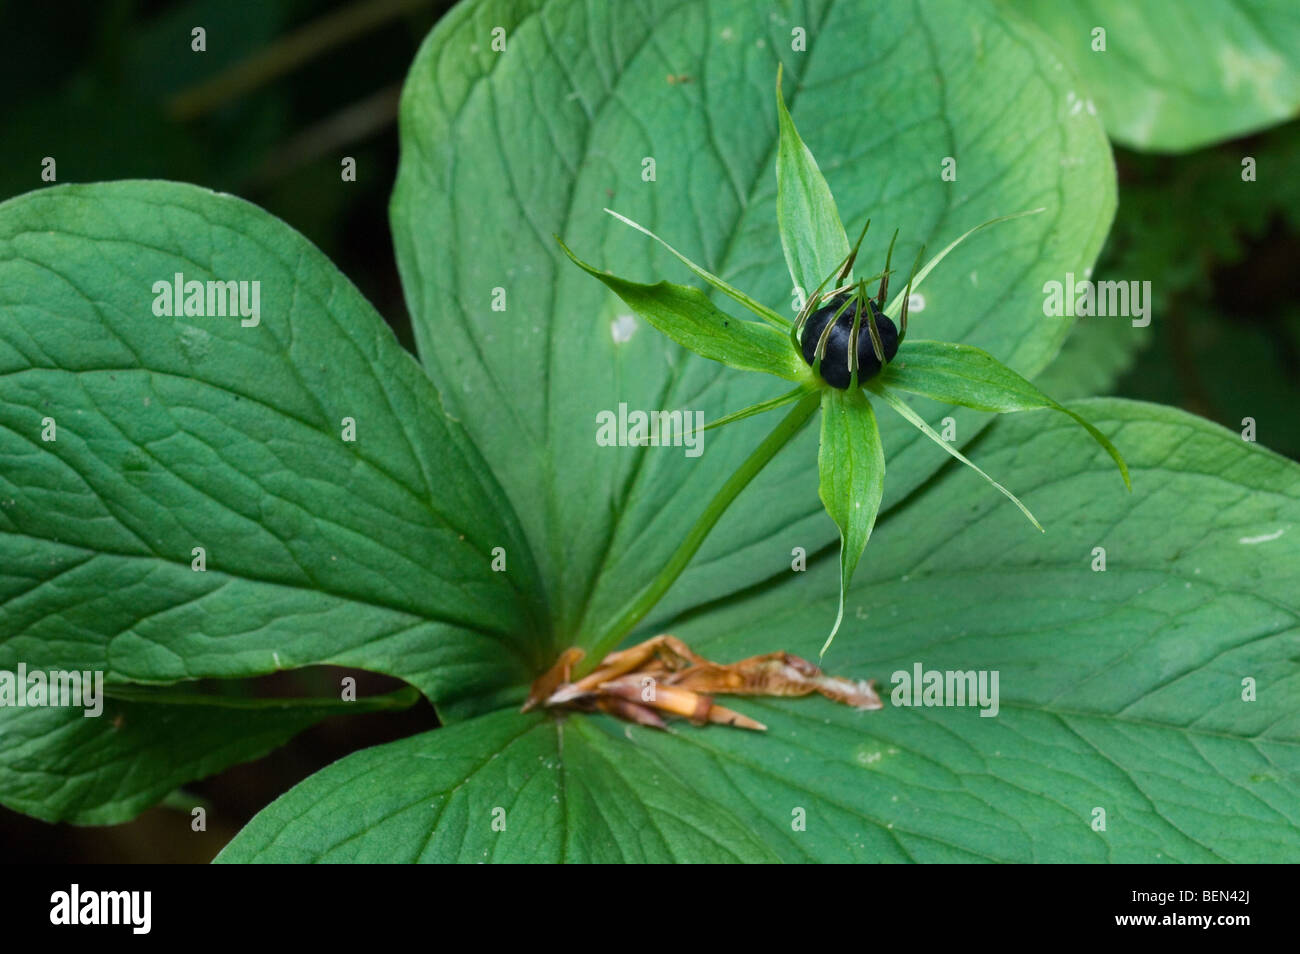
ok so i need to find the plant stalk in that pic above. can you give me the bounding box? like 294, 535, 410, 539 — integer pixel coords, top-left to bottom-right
576, 388, 822, 674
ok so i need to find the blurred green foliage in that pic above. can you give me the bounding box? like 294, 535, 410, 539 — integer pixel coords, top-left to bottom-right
1043, 120, 1300, 459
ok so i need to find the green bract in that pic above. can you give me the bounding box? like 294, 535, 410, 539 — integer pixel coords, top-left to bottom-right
561, 68, 1130, 655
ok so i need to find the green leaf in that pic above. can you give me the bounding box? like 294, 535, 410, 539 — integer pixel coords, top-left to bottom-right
556, 239, 805, 381
817, 388, 885, 657
220, 401, 1300, 862
775, 62, 850, 297
883, 339, 1130, 489
0, 181, 547, 720
0, 683, 417, 825
216, 709, 780, 863
390, 0, 1117, 643
1007, 0, 1300, 152
602, 209, 790, 330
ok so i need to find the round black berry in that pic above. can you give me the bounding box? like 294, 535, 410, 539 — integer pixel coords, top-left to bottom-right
799, 293, 898, 388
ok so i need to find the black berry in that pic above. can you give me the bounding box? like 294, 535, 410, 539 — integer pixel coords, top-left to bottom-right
800, 293, 898, 388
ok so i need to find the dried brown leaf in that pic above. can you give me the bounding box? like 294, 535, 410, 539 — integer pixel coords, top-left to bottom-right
525, 634, 880, 733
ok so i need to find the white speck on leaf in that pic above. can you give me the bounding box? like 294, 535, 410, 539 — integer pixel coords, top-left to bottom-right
1239, 528, 1285, 545
611, 313, 637, 343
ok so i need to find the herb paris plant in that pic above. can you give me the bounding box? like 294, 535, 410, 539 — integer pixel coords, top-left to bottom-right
3, 0, 1298, 864
560, 67, 1130, 657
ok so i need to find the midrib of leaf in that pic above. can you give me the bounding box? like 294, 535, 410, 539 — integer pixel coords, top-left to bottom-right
570, 723, 748, 861
553, 719, 567, 864
0, 531, 526, 673
567, 716, 778, 862
420, 717, 540, 862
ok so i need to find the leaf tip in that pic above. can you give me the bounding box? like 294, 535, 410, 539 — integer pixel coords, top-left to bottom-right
554, 234, 584, 267
775, 62, 791, 119
820, 602, 844, 660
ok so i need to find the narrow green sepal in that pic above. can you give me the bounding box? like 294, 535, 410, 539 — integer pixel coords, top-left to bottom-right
882, 339, 1131, 490
869, 382, 1043, 531
883, 209, 1045, 320
701, 386, 812, 432
603, 208, 790, 330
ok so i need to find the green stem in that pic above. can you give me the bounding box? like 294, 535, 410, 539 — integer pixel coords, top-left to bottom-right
577, 388, 822, 674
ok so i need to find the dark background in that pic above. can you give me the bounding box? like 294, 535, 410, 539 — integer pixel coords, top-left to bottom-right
1, 0, 1297, 862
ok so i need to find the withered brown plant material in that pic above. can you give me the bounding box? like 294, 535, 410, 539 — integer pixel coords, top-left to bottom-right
522, 635, 882, 732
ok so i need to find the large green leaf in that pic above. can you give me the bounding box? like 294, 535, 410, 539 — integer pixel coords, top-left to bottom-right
390, 0, 1115, 651
221, 400, 1300, 862
0, 684, 417, 825
0, 181, 547, 720
215, 708, 778, 863
1008, 0, 1300, 152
